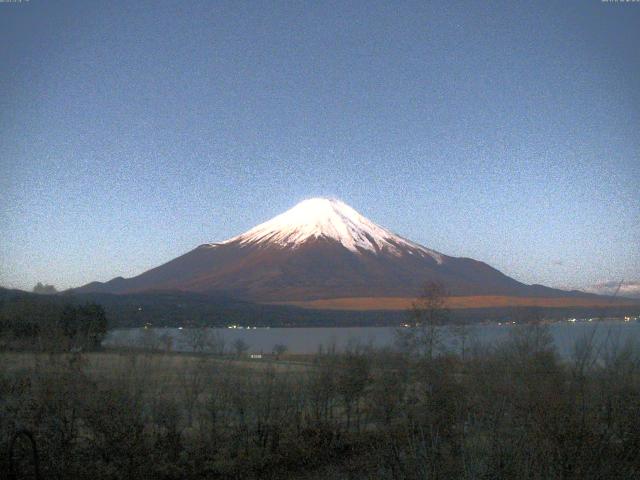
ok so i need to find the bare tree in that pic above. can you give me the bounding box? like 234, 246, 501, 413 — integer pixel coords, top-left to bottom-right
159, 332, 174, 353
450, 320, 475, 361
232, 338, 249, 358
140, 327, 161, 351
210, 330, 226, 356
336, 350, 371, 431
179, 358, 209, 427
183, 327, 213, 354
272, 343, 287, 360
396, 281, 450, 359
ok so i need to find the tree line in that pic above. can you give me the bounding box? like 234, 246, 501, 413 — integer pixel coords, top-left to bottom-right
1, 320, 639, 479
0, 296, 107, 351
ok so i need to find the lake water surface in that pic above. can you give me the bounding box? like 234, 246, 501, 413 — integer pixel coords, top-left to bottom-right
104, 321, 640, 358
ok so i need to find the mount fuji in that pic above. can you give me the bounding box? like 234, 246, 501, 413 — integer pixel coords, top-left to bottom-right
71, 198, 611, 309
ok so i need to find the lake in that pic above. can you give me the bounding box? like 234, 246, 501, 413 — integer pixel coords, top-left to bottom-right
104, 320, 640, 358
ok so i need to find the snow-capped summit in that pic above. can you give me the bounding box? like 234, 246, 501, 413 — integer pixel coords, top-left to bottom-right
71, 197, 600, 306
221, 197, 443, 261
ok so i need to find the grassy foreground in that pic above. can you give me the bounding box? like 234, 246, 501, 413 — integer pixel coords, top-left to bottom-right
2, 325, 640, 479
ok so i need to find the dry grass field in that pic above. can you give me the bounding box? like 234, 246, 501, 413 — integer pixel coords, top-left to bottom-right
0, 350, 312, 380
273, 295, 640, 311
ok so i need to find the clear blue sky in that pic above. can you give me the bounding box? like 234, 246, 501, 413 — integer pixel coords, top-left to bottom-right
1, 0, 638, 292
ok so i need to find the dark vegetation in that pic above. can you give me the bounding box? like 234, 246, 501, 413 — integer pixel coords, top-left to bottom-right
2, 324, 639, 479
0, 293, 107, 352
1, 283, 639, 479
32, 283, 57, 295
1, 287, 637, 329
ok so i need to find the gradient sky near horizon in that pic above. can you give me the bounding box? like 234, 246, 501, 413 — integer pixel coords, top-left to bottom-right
1, 0, 639, 292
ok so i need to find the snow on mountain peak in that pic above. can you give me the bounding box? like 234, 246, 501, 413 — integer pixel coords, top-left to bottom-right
219, 197, 443, 261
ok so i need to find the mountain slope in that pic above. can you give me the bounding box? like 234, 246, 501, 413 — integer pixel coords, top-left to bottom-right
71, 198, 598, 303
